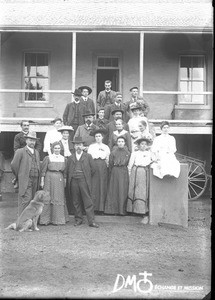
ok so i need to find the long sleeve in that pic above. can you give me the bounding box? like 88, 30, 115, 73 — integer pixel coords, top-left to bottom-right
11, 149, 22, 177
127, 152, 135, 175
13, 134, 21, 152
63, 103, 69, 125
126, 132, 132, 153
41, 156, 49, 177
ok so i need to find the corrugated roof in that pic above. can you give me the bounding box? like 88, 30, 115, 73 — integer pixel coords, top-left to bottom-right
0, 0, 213, 32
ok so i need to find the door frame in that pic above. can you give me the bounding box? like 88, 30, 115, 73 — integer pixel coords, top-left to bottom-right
92, 51, 122, 102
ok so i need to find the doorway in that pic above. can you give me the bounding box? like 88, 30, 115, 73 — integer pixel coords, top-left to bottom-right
97, 69, 119, 97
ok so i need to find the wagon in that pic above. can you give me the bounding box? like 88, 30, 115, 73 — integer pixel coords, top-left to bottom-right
175, 153, 211, 200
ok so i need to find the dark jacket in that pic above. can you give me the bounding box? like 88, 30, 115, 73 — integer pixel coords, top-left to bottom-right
104, 102, 129, 123
59, 139, 74, 157
66, 152, 96, 194
14, 132, 42, 152
106, 120, 129, 142
11, 146, 40, 196
97, 90, 116, 109
63, 102, 86, 126
80, 97, 95, 114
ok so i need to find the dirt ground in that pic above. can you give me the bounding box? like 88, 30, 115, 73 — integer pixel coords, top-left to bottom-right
0, 192, 211, 299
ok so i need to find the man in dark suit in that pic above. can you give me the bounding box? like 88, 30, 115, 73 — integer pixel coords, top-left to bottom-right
14, 120, 42, 153
106, 109, 129, 143
11, 131, 41, 216
79, 86, 95, 114
73, 110, 99, 149
66, 137, 99, 228
63, 89, 86, 134
93, 107, 109, 144
104, 92, 129, 122
97, 80, 116, 110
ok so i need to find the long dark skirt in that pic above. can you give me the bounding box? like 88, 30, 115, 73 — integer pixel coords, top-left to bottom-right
127, 166, 149, 214
92, 159, 108, 212
105, 166, 129, 215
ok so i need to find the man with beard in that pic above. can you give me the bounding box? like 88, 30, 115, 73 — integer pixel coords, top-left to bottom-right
66, 137, 99, 228
11, 131, 41, 216
63, 89, 87, 135
73, 110, 99, 150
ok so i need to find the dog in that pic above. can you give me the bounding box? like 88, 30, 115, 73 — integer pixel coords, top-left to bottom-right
5, 190, 50, 232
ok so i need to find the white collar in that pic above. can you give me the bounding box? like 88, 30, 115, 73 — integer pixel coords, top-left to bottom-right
27, 145, 34, 154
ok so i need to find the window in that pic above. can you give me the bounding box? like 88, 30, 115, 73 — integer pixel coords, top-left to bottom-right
179, 55, 206, 104
24, 52, 49, 101
97, 56, 119, 68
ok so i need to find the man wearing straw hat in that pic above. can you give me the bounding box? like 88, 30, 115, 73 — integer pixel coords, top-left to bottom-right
11, 131, 41, 216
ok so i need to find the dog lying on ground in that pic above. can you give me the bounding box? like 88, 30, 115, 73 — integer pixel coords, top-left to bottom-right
5, 190, 50, 232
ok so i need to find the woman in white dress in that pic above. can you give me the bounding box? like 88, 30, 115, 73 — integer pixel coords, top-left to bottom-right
151, 121, 180, 179
43, 117, 63, 155
88, 129, 110, 212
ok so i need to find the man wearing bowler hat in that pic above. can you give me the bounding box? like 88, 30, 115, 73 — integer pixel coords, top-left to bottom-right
11, 131, 41, 216
63, 88, 87, 134
73, 110, 99, 149
66, 137, 99, 228
79, 86, 95, 114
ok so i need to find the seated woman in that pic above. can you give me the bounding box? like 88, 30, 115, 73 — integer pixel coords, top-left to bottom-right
88, 129, 110, 213
151, 121, 180, 179
108, 118, 132, 152
105, 136, 130, 216
39, 141, 69, 225
127, 136, 152, 224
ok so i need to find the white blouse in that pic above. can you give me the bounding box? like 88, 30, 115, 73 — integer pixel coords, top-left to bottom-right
88, 143, 110, 165
49, 154, 65, 162
43, 128, 62, 155
128, 150, 152, 174
61, 139, 72, 157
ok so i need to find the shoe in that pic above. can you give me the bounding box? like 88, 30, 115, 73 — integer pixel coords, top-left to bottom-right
89, 222, 99, 228
141, 216, 149, 225
74, 221, 82, 226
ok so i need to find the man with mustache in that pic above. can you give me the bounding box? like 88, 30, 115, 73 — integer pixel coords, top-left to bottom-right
97, 80, 116, 111
66, 137, 99, 228
73, 110, 99, 150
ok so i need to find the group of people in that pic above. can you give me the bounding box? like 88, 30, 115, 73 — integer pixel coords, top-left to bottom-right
11, 80, 181, 228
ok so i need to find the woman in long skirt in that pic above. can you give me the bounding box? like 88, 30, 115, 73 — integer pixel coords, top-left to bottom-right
39, 141, 69, 225
105, 136, 130, 215
127, 137, 152, 224
88, 129, 110, 212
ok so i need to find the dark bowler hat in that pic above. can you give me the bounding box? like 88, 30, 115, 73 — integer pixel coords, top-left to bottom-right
116, 135, 126, 142
72, 89, 82, 97
111, 109, 124, 115
90, 128, 107, 136
72, 137, 85, 144
129, 86, 139, 92
24, 131, 40, 140
78, 86, 92, 95
82, 110, 95, 117
135, 136, 152, 146
51, 117, 62, 124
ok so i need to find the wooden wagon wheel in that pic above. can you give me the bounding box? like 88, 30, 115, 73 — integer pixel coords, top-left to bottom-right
188, 161, 208, 200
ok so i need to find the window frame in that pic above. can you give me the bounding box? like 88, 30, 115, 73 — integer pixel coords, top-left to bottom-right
21, 51, 50, 104
178, 54, 206, 105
